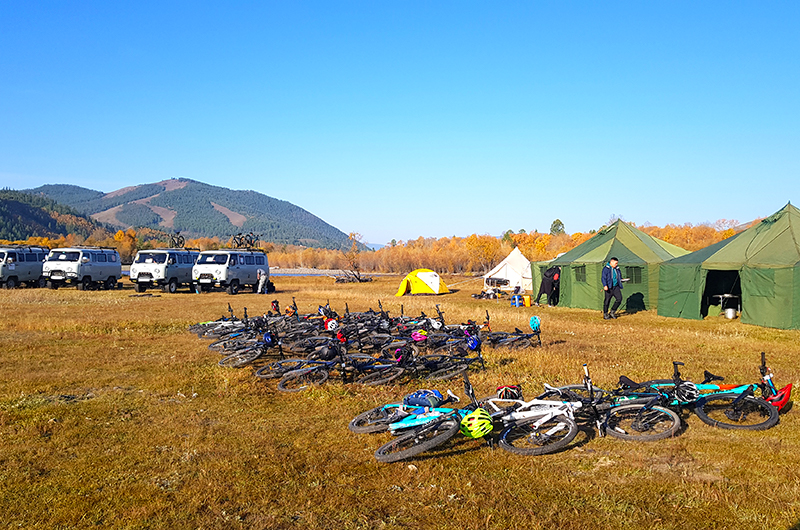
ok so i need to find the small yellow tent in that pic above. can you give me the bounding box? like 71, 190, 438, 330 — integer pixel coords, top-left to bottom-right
395, 269, 450, 296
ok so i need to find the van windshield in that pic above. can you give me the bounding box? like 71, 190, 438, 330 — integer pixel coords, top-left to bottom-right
0, 252, 5, 262
48, 251, 80, 262
135, 252, 167, 264
198, 254, 228, 265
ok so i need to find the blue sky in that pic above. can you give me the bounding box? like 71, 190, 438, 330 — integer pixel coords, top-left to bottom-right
1, 2, 798, 244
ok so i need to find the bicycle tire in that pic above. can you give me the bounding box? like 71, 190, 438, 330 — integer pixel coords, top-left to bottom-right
349, 406, 397, 434
605, 404, 681, 442
374, 413, 461, 463
694, 393, 779, 430
277, 368, 329, 392
254, 358, 308, 379
356, 367, 405, 386
544, 384, 607, 401
218, 348, 263, 368
425, 363, 468, 381
498, 415, 579, 455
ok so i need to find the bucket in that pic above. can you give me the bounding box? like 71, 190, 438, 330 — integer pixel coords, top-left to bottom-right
725, 308, 737, 319
522, 295, 531, 307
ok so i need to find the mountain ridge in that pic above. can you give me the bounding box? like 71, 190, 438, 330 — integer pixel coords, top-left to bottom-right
25, 179, 351, 249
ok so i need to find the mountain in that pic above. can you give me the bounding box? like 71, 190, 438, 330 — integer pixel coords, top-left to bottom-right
26, 179, 352, 249
0, 189, 113, 241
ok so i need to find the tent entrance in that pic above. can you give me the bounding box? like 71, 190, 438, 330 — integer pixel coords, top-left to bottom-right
701, 270, 742, 317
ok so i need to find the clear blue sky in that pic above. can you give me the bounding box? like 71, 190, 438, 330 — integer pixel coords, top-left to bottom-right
1, 2, 798, 245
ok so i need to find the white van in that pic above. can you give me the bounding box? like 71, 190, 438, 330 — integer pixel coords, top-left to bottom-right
130, 248, 200, 293
191, 249, 268, 295
0, 246, 49, 289
43, 247, 122, 290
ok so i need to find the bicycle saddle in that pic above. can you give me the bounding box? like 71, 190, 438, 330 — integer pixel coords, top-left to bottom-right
702, 370, 725, 383
618, 375, 644, 390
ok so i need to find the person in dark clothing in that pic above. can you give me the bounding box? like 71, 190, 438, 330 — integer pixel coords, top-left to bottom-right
535, 266, 561, 307
601, 257, 623, 319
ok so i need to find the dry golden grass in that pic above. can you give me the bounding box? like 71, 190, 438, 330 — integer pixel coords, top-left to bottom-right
1, 275, 799, 529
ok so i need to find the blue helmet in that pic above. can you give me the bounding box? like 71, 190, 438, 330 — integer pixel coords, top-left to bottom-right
466, 335, 481, 351
529, 316, 541, 333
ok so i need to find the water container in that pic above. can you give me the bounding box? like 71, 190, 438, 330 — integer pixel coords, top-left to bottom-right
725, 308, 737, 319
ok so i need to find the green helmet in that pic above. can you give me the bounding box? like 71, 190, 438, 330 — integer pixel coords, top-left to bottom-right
460, 408, 493, 439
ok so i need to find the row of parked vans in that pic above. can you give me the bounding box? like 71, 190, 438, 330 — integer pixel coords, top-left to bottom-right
0, 245, 272, 294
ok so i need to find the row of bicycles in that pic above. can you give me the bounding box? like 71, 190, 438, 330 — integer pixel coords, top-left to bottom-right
350, 353, 793, 463
188, 300, 543, 392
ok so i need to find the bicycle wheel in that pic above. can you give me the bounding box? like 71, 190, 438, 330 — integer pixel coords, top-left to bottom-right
605, 404, 681, 441
356, 367, 405, 386
542, 384, 607, 401
374, 413, 461, 463
277, 369, 329, 392
498, 415, 579, 455
218, 348, 263, 368
425, 363, 468, 381
254, 358, 307, 379
694, 393, 779, 430
349, 406, 398, 434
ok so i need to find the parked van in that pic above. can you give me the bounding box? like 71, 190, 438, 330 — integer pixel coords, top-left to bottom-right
43, 247, 122, 290
0, 246, 49, 289
191, 249, 268, 295
130, 248, 200, 293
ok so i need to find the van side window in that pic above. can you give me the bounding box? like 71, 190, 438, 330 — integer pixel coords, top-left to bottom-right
255, 256, 265, 265
109, 254, 117, 262
168, 253, 177, 264
245, 255, 254, 265
38, 253, 46, 261
25, 253, 39, 262
240, 256, 246, 265
7, 252, 17, 262
96, 253, 108, 263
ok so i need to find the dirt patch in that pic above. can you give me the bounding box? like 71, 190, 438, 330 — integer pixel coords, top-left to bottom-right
211, 202, 247, 228
158, 179, 189, 192
132, 195, 177, 228
91, 204, 124, 226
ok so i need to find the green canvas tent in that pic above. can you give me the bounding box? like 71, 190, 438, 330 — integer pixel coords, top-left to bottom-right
658, 203, 800, 330
538, 220, 689, 312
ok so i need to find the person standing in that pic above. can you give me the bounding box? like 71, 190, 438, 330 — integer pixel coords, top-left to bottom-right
256, 268, 268, 294
535, 266, 560, 307
601, 257, 623, 319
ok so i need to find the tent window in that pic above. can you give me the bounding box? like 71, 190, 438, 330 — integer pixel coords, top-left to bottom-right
625, 266, 642, 284
574, 265, 586, 283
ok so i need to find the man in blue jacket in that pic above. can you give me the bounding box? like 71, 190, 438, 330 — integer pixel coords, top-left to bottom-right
601, 257, 623, 319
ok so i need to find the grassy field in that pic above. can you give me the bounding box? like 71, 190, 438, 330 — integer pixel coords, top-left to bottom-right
1, 274, 799, 530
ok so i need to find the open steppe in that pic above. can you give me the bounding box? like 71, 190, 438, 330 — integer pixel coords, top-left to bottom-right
1, 275, 799, 529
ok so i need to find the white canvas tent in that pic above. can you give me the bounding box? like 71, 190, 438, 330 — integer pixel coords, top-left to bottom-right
483, 247, 533, 292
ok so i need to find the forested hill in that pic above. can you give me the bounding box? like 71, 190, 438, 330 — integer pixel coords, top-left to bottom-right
0, 190, 112, 241
26, 179, 352, 249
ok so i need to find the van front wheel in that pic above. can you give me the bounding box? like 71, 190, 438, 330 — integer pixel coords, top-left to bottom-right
77, 277, 92, 291
104, 277, 116, 290
227, 281, 240, 295
134, 283, 147, 293
168, 279, 179, 294
4, 277, 17, 289
47, 280, 59, 290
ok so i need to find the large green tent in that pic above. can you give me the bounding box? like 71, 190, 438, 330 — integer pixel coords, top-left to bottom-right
658, 203, 800, 330
536, 220, 689, 312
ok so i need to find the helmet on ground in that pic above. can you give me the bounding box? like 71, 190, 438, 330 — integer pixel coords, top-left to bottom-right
529, 316, 541, 333
324, 318, 338, 331
459, 408, 493, 438
411, 330, 428, 341
675, 382, 700, 402
262, 331, 276, 347
496, 385, 522, 400
429, 319, 443, 330
466, 335, 481, 351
